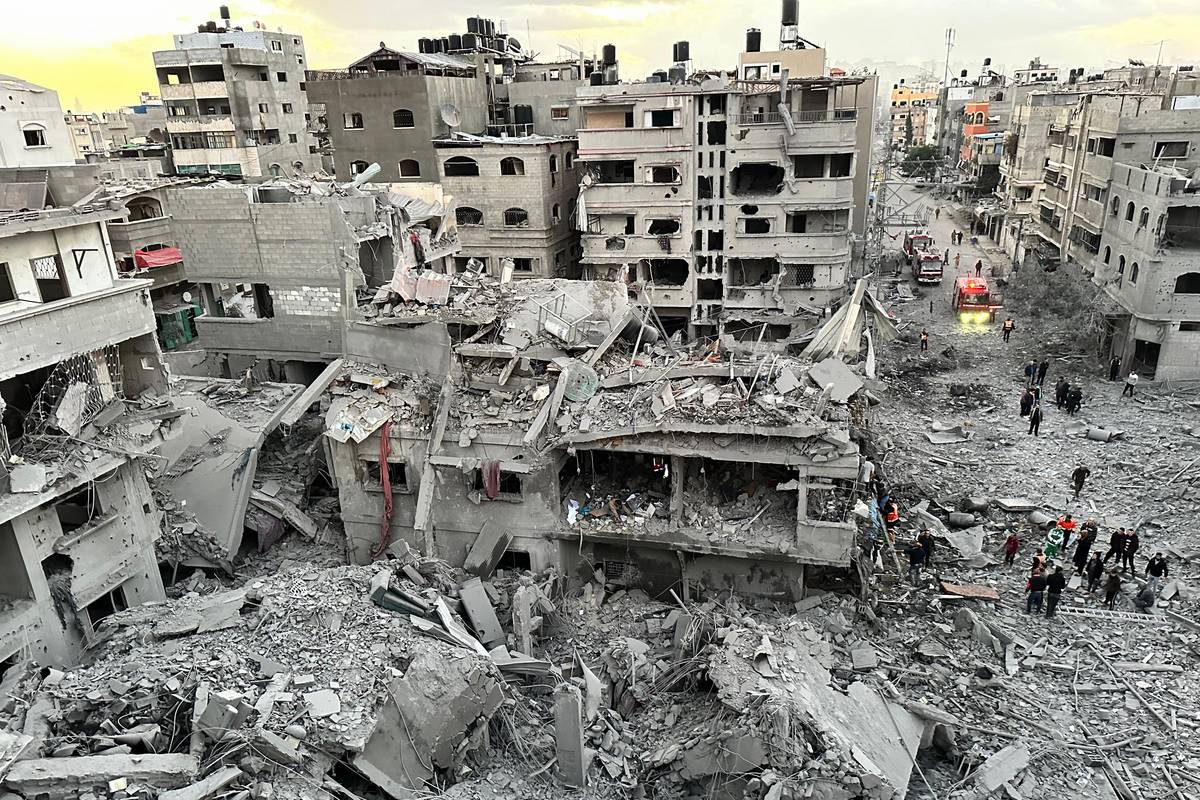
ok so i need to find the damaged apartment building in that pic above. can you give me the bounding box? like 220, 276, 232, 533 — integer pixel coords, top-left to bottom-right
323, 259, 895, 601
0, 205, 167, 669
162, 176, 459, 381
575, 31, 876, 346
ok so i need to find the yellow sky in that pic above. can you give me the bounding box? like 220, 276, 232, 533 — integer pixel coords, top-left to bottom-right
2, 1, 1197, 111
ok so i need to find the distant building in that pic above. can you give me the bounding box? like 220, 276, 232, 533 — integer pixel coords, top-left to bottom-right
152, 9, 317, 177
0, 75, 76, 167
1013, 58, 1060, 86
64, 113, 105, 161
888, 80, 939, 148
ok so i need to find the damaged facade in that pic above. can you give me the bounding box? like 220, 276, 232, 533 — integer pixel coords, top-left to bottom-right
576, 44, 873, 348
0, 207, 167, 667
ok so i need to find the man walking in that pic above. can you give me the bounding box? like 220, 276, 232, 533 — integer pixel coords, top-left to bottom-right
1122, 530, 1140, 573
1028, 403, 1042, 436
1045, 566, 1067, 617
1104, 569, 1122, 609
1003, 529, 1021, 568
920, 329, 929, 352
1036, 359, 1049, 386
1102, 527, 1126, 565
1026, 569, 1048, 614
975, 259, 983, 277
1123, 371, 1138, 398
1071, 464, 1091, 498
1066, 387, 1083, 415
1085, 552, 1105, 592
1023, 361, 1037, 385
1054, 377, 1069, 409
935, 207, 941, 220
954, 253, 961, 269
1146, 552, 1169, 593
1072, 525, 1095, 575
1001, 317, 1015, 342
906, 541, 926, 584
1108, 355, 1121, 381
919, 529, 936, 572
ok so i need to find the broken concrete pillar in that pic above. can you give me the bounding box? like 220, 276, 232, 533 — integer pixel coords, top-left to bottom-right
4, 754, 198, 799
554, 684, 587, 787
974, 744, 1030, 792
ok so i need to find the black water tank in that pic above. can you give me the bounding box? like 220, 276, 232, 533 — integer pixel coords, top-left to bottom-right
653, 70, 668, 82
781, 0, 798, 25
602, 44, 617, 66
983, 57, 992, 67
467, 17, 481, 34
206, 21, 217, 32
514, 105, 534, 124
590, 71, 605, 86
440, 37, 450, 53
961, 69, 968, 78
418, 38, 432, 53
673, 41, 689, 62
745, 28, 761, 53
669, 65, 686, 84
219, 4, 230, 20
484, 18, 495, 36
448, 33, 462, 50
462, 33, 477, 50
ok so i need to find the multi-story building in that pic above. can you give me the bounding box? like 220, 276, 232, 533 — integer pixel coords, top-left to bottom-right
305, 31, 597, 183
1013, 58, 1060, 86
152, 10, 316, 178
888, 80, 938, 148
576, 45, 872, 345
64, 113, 106, 161
1, 206, 167, 668
100, 99, 168, 150
0, 75, 76, 168
436, 133, 581, 278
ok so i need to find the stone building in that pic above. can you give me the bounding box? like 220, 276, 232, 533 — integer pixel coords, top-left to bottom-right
0, 75, 76, 168
575, 46, 872, 346
0, 206, 167, 669
435, 133, 581, 278
153, 10, 316, 178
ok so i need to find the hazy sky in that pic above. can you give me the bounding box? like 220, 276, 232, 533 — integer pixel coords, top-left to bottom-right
3, 0, 1198, 111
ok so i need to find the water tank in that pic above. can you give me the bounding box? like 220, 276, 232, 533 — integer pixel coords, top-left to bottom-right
669, 65, 686, 84
781, 0, 798, 26
514, 105, 534, 124
206, 21, 217, 32
602, 44, 617, 66
219, 5, 230, 20
647, 75, 662, 84
484, 18, 495, 36
462, 33, 477, 50
440, 37, 450, 53
673, 41, 689, 63
652, 70, 668, 83
448, 33, 462, 50
507, 36, 522, 52
418, 38, 433, 53
745, 28, 761, 53
983, 57, 992, 67
589, 71, 605, 86
467, 17, 481, 34
960, 69, 968, 78
495, 35, 508, 52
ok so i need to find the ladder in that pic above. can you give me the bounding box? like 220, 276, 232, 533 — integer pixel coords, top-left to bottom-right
1057, 606, 1171, 625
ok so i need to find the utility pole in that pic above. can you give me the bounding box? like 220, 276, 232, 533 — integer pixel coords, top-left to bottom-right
940, 28, 956, 183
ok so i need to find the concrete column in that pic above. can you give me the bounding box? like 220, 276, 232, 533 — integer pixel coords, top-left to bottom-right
794, 467, 809, 549
669, 455, 686, 529
554, 684, 587, 787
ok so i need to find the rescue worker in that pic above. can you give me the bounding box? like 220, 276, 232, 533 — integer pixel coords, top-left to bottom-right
1056, 514, 1077, 553
1044, 525, 1064, 559
1123, 371, 1138, 398
1001, 317, 1015, 343
1045, 566, 1067, 618
1085, 552, 1105, 592
1028, 402, 1043, 436
1071, 465, 1091, 498
883, 498, 900, 534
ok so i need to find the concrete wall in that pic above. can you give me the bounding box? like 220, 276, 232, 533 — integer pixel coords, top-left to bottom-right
438, 139, 581, 277
0, 82, 76, 168
306, 73, 487, 182
0, 459, 165, 668
506, 73, 587, 137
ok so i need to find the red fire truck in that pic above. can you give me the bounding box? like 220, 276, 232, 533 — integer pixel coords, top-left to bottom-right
951, 275, 1003, 322
902, 230, 944, 284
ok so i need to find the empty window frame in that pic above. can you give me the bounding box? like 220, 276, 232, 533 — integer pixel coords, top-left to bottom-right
349, 160, 371, 176
500, 157, 526, 176
393, 108, 415, 128
647, 109, 676, 128
472, 468, 523, 498
0, 262, 15, 303
363, 459, 408, 491
399, 159, 420, 177
1095, 137, 1116, 157
456, 206, 484, 226
31, 255, 68, 302
443, 156, 480, 177
22, 125, 47, 147
649, 165, 680, 184
513, 258, 534, 273
551, 106, 570, 120
1154, 141, 1188, 159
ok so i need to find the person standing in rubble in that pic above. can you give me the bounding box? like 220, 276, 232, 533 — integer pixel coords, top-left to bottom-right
1066, 386, 1083, 416
1072, 524, 1095, 575
1122, 529, 1140, 573
1045, 566, 1067, 618
1001, 316, 1015, 343
860, 457, 876, 492
919, 530, 936, 572
1036, 359, 1049, 386
1003, 529, 1021, 568
920, 329, 930, 352
906, 540, 926, 584
1057, 514, 1077, 553
975, 259, 983, 277
1019, 387, 1033, 417
1123, 371, 1138, 398
1025, 568, 1048, 614
1028, 402, 1043, 436
1103, 526, 1126, 565
1104, 569, 1123, 609
1146, 552, 1169, 593
1044, 525, 1064, 560
1054, 377, 1070, 409
1071, 464, 1091, 498
954, 253, 961, 269
1085, 552, 1105, 592
1109, 355, 1122, 381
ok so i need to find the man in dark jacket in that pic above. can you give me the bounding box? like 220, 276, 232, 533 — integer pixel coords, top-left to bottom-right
919, 530, 936, 571
1072, 525, 1095, 574
1066, 387, 1083, 415
1146, 552, 1169, 592
1103, 528, 1126, 564
1085, 552, 1105, 592
1071, 464, 1091, 498
1028, 403, 1043, 436
1133, 583, 1156, 614
1026, 570, 1048, 614
1123, 531, 1140, 573
1054, 377, 1070, 409
1045, 567, 1067, 617
1036, 359, 1049, 386
906, 542, 926, 584
1109, 355, 1121, 381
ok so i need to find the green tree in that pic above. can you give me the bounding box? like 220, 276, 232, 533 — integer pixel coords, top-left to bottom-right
904, 114, 914, 148
900, 144, 938, 179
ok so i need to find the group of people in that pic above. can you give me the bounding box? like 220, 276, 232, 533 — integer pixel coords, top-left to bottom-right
1054, 377, 1084, 415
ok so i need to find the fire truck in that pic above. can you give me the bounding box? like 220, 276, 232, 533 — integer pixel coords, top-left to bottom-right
951, 275, 1003, 322
902, 230, 944, 284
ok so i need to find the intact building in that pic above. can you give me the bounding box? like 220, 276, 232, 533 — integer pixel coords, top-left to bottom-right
1, 206, 167, 668
0, 75, 76, 168
152, 9, 316, 177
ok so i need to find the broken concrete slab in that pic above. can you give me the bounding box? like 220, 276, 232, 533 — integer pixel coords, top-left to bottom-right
458, 577, 505, 647
554, 683, 588, 787
851, 647, 879, 670
940, 581, 1000, 601
463, 521, 512, 578
808, 357, 864, 404
8, 464, 47, 494
0, 731, 35, 782
925, 423, 974, 445
158, 766, 242, 800
4, 754, 199, 799
994, 498, 1039, 512
974, 744, 1031, 792
303, 689, 341, 719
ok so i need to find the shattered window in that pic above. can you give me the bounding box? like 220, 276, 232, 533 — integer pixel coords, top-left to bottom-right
472, 468, 522, 498
364, 460, 408, 491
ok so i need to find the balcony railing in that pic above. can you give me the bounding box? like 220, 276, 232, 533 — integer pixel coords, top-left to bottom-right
734, 108, 858, 126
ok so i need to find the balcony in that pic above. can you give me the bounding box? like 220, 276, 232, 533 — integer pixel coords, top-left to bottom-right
1, 281, 155, 381
107, 216, 174, 256
154, 47, 267, 67
732, 109, 858, 151
581, 233, 681, 260
160, 81, 229, 101
165, 115, 236, 134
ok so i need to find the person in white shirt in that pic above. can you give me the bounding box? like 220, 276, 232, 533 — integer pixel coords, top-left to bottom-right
1122, 371, 1138, 398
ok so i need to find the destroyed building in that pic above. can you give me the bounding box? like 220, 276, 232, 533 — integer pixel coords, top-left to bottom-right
0, 206, 167, 668
575, 38, 873, 347
435, 132, 581, 278
332, 272, 893, 602
164, 177, 459, 380
152, 8, 318, 178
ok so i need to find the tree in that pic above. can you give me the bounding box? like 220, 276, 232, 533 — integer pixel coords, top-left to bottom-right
904, 114, 914, 148
900, 145, 939, 179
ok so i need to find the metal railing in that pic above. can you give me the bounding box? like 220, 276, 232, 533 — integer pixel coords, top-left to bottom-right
733, 108, 858, 126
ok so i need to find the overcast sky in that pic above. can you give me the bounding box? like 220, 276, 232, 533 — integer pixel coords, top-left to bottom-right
3, 0, 1198, 111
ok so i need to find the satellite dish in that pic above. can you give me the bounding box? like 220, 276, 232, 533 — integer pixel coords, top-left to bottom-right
440, 103, 461, 129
